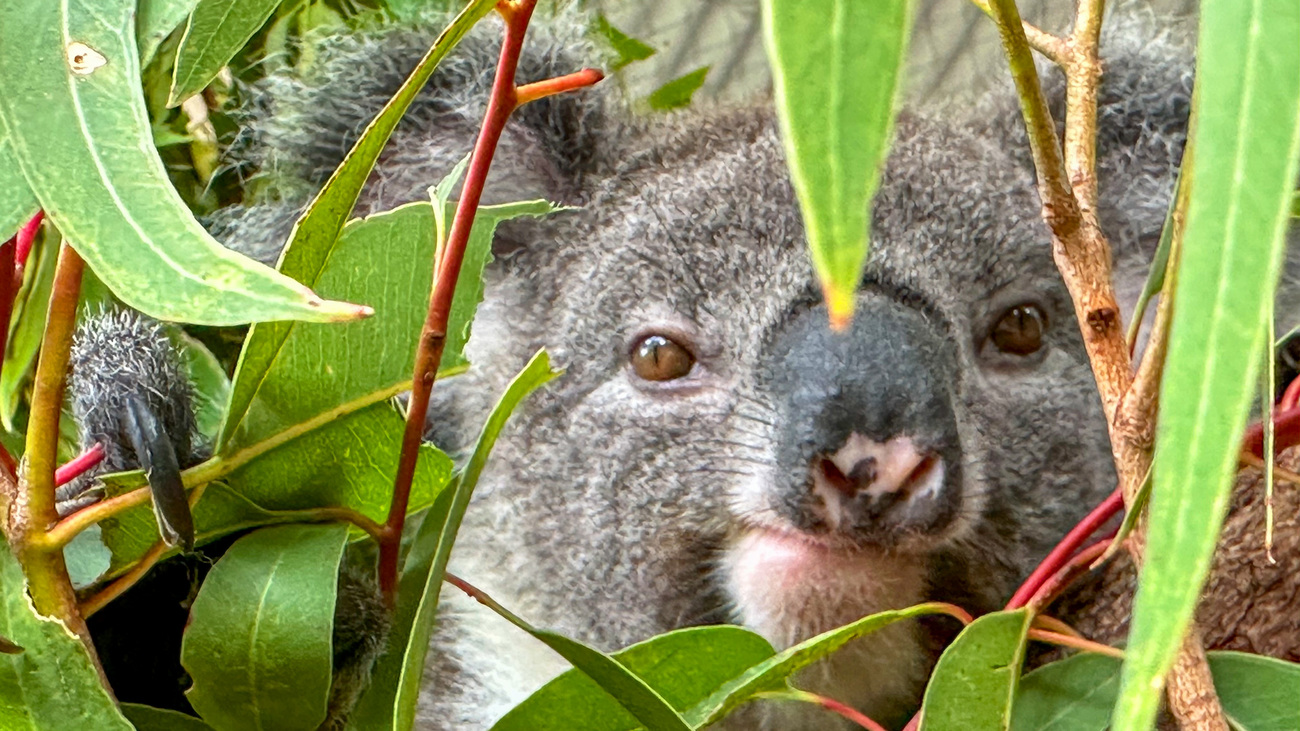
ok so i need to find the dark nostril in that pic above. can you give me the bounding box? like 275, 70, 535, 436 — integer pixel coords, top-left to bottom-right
846, 457, 877, 488
817, 454, 879, 497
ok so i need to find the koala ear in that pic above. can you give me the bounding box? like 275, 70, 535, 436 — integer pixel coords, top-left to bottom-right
212, 9, 610, 261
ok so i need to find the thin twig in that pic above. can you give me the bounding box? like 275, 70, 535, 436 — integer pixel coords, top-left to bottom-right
756, 689, 891, 731
967, 0, 1069, 65
1027, 628, 1124, 659
0, 236, 18, 478
379, 0, 601, 602
54, 444, 105, 487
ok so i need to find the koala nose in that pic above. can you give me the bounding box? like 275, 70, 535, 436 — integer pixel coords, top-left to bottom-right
810, 433, 947, 533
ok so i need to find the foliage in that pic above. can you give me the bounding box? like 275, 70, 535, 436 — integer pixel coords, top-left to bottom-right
0, 0, 1298, 730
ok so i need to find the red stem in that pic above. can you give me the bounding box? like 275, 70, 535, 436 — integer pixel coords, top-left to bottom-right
805, 693, 890, 731
0, 235, 15, 478
515, 68, 604, 105
54, 444, 105, 487
1005, 487, 1124, 610
379, 0, 540, 602
1025, 535, 1115, 610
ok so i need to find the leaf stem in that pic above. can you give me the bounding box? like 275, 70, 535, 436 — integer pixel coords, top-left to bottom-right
1027, 628, 1124, 659
54, 444, 105, 487
755, 689, 891, 731
379, 0, 601, 602
1006, 487, 1122, 610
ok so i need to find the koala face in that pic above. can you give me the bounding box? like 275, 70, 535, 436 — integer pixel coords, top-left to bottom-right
446, 107, 1116, 726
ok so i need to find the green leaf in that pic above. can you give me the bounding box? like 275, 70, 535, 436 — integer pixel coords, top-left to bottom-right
593, 14, 656, 71
99, 402, 453, 576
1113, 3, 1300, 729
0, 545, 133, 730
136, 0, 201, 66
166, 328, 231, 444
646, 67, 710, 111
0, 225, 57, 431
0, 0, 368, 326
63, 525, 112, 590
263, 0, 496, 360
685, 602, 959, 727
122, 703, 217, 730
182, 523, 349, 731
169, 0, 286, 105
219, 199, 557, 454
0, 121, 37, 242
761, 0, 914, 327
494, 626, 775, 731
1014, 652, 1300, 731
921, 609, 1031, 731
1012, 653, 1121, 731
350, 350, 560, 731
1209, 652, 1300, 731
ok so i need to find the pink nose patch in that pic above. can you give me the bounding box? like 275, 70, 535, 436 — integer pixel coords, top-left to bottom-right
811, 433, 944, 530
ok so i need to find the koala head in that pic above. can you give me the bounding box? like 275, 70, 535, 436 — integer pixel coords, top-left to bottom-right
210, 11, 1190, 727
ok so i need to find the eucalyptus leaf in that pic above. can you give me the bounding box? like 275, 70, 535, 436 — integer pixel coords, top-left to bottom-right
169, 0, 286, 105
136, 0, 201, 66
593, 14, 656, 71
685, 603, 959, 727
761, 0, 914, 327
122, 703, 218, 731
1209, 652, 1300, 731
99, 403, 453, 576
920, 609, 1031, 730
646, 67, 710, 111
493, 626, 775, 731
0, 545, 133, 730
0, 123, 37, 242
182, 523, 349, 731
0, 0, 368, 326
220, 199, 558, 454
1012, 653, 1121, 731
1113, 3, 1300, 728
0, 224, 57, 430
350, 350, 560, 731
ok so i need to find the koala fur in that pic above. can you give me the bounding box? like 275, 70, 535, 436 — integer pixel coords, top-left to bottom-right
169, 6, 1298, 731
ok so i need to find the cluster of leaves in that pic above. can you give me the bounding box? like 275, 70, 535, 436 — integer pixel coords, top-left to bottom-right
3, 0, 1300, 731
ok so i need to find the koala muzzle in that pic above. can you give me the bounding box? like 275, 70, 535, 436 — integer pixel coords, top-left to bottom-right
769, 295, 961, 546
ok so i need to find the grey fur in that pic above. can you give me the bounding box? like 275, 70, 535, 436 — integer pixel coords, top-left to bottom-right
63, 310, 200, 514
195, 7, 1295, 731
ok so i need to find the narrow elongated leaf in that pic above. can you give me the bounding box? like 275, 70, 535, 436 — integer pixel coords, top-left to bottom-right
493, 626, 775, 731
350, 350, 560, 731
136, 0, 201, 66
225, 0, 496, 441
921, 609, 1031, 730
1012, 653, 1121, 731
182, 523, 349, 731
1113, 3, 1300, 729
0, 0, 367, 326
0, 545, 133, 730
685, 602, 959, 727
0, 122, 37, 242
0, 225, 57, 430
169, 0, 285, 105
761, 0, 914, 327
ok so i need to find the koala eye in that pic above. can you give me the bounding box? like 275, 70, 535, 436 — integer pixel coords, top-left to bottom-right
990, 304, 1046, 356
630, 334, 695, 381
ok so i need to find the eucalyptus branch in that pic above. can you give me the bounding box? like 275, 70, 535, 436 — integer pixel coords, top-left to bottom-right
379, 0, 602, 601
6, 242, 104, 683
967, 0, 1068, 65
981, 0, 1225, 724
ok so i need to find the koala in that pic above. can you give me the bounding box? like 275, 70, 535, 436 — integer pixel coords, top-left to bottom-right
58, 6, 1300, 731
